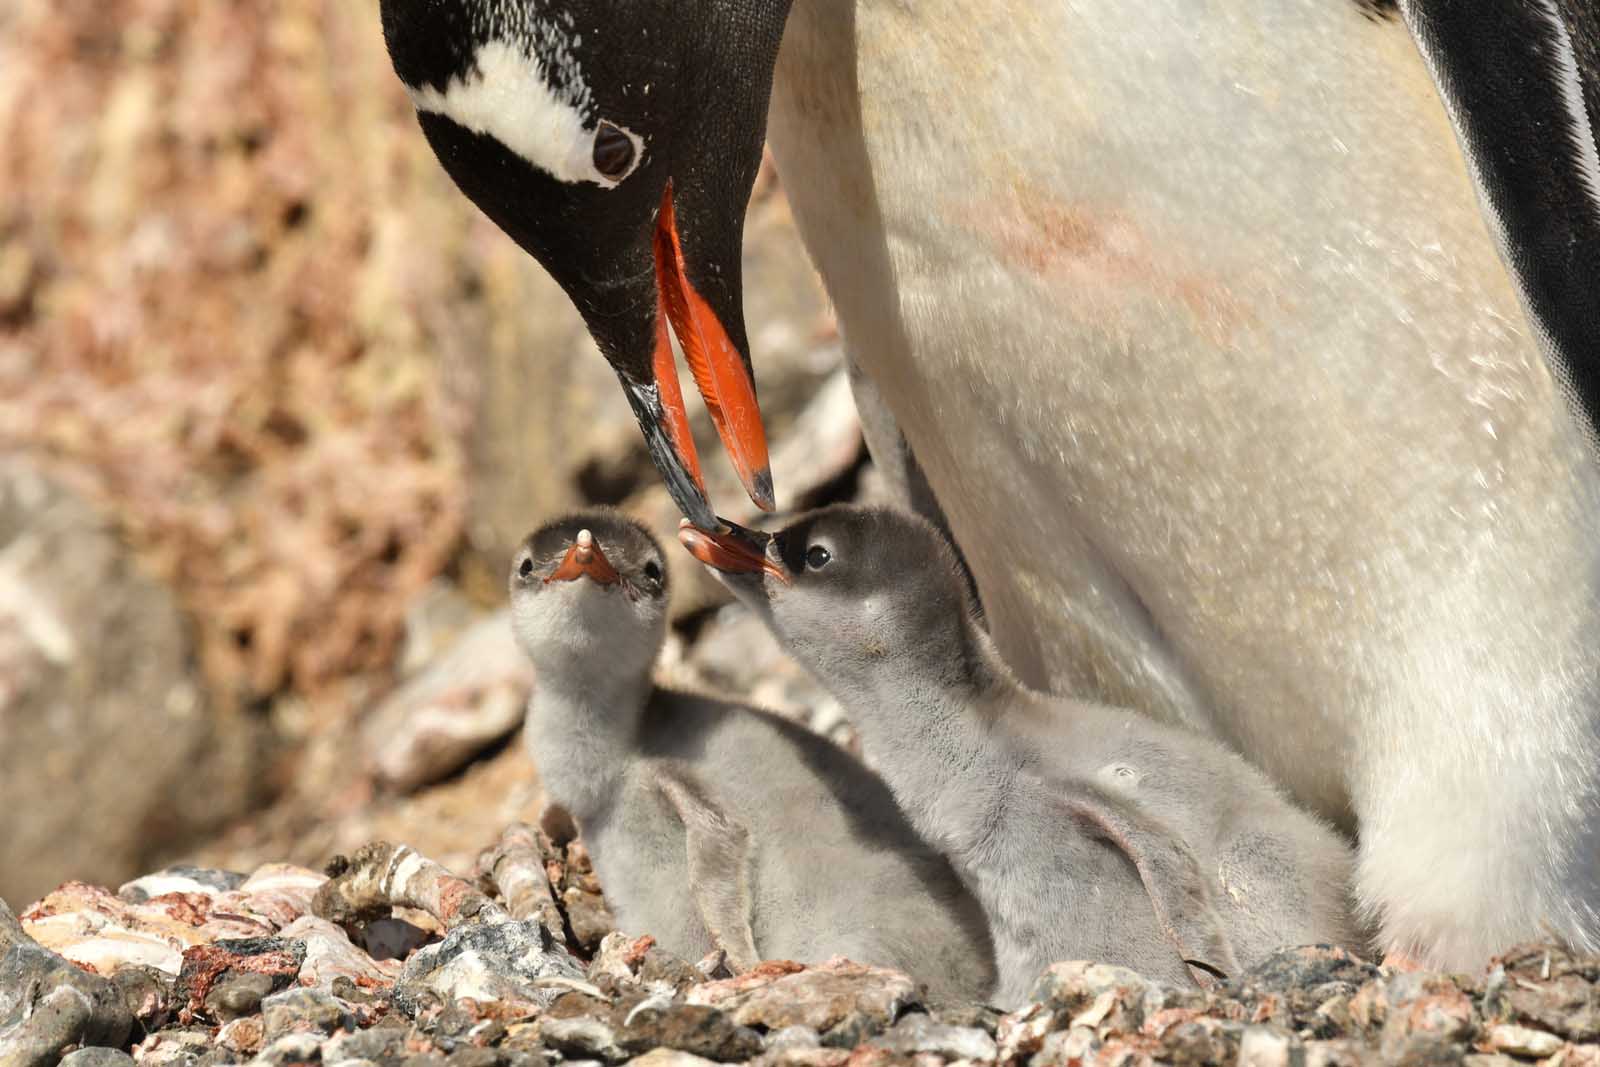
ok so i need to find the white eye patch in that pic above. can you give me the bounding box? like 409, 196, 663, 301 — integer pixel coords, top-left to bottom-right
404, 38, 643, 189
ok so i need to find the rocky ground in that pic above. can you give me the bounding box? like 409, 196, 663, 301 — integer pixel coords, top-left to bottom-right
7, 822, 1600, 1067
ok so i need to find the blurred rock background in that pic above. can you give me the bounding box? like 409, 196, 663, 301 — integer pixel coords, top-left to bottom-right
0, 0, 854, 906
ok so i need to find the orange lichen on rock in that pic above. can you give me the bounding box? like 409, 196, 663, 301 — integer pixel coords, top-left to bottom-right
0, 0, 474, 708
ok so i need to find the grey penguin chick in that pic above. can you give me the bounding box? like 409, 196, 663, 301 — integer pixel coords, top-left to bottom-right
509, 511, 996, 1002
682, 506, 1361, 1007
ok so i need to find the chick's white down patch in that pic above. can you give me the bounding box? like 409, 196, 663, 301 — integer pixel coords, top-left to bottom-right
406, 38, 641, 188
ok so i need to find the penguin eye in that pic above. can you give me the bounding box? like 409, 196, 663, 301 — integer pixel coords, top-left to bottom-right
593, 122, 636, 180
805, 545, 832, 571
642, 560, 663, 584
518, 557, 534, 580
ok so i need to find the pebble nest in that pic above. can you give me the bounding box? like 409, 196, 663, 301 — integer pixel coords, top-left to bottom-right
3, 824, 1596, 1067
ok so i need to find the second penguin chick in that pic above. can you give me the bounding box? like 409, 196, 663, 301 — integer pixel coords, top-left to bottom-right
682, 506, 1360, 1007
510, 511, 995, 1002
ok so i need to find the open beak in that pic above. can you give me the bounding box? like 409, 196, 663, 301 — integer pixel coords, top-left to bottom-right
676, 517, 790, 586
641, 181, 774, 527
545, 529, 622, 587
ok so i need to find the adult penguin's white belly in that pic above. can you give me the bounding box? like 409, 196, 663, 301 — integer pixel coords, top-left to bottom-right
767, 0, 1600, 968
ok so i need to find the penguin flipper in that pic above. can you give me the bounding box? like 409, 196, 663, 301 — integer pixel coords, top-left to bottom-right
1402, 0, 1600, 440
1059, 785, 1240, 988
655, 766, 761, 972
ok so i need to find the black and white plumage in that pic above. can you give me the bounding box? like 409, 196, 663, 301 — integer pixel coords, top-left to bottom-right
382, 0, 1600, 971
1403, 0, 1600, 439
380, 0, 788, 526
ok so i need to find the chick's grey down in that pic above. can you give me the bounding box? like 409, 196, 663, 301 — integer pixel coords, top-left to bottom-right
509, 512, 995, 1001
685, 506, 1360, 1008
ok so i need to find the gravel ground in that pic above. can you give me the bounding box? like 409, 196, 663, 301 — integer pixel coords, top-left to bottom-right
5, 822, 1598, 1067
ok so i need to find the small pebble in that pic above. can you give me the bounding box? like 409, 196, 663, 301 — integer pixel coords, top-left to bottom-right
254, 1032, 327, 1065
1238, 1025, 1297, 1067
58, 1050, 138, 1067
204, 972, 276, 1023
1485, 1022, 1564, 1058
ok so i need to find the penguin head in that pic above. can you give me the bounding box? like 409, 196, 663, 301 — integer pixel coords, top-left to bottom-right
511, 510, 670, 680
679, 505, 975, 677
380, 0, 790, 528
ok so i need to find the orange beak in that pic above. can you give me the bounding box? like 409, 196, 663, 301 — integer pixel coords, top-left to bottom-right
545, 529, 622, 587
677, 518, 790, 586
653, 181, 775, 516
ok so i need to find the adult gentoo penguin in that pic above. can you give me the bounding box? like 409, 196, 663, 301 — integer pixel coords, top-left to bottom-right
378, 1, 1600, 969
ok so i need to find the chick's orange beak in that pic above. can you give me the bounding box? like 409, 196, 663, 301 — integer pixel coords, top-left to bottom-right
545, 529, 622, 587
677, 518, 790, 585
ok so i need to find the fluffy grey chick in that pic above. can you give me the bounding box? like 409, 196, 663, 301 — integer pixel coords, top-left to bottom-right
682, 505, 1361, 1008
510, 511, 996, 1002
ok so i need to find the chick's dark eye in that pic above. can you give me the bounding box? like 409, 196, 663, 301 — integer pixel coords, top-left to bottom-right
518, 558, 534, 579
643, 560, 662, 583
593, 123, 635, 179
805, 545, 832, 571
